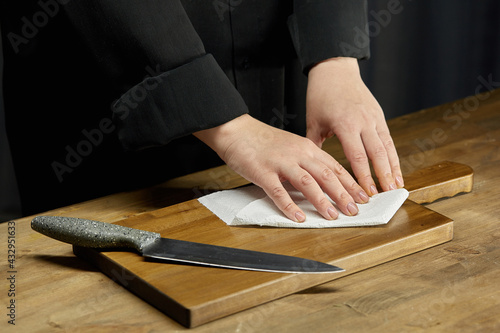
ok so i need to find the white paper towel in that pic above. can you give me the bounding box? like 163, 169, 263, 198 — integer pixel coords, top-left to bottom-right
198, 184, 409, 228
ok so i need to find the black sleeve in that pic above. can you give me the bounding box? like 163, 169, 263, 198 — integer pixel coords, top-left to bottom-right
65, 0, 248, 151
288, 0, 370, 73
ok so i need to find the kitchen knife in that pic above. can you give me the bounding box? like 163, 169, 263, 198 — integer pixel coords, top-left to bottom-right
31, 216, 344, 274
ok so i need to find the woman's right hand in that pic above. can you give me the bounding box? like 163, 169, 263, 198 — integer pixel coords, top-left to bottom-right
194, 114, 369, 222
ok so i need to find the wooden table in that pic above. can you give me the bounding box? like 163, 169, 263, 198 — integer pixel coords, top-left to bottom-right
2, 89, 500, 332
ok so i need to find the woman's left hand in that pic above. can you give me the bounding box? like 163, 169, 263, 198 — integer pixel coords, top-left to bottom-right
306, 57, 404, 196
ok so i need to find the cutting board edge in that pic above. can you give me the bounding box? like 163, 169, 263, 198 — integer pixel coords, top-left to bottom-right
333, 217, 454, 271
71, 215, 454, 328
187, 218, 454, 327
408, 174, 473, 204
72, 246, 193, 328
405, 161, 474, 204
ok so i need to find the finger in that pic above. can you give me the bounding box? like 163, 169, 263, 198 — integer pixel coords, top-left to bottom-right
259, 176, 306, 222
336, 132, 379, 196
303, 156, 369, 205
361, 128, 397, 192
285, 166, 340, 220
378, 128, 404, 188
301, 159, 364, 216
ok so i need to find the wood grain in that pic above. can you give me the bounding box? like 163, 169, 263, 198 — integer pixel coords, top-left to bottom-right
404, 161, 474, 204
71, 161, 466, 327
2, 89, 500, 332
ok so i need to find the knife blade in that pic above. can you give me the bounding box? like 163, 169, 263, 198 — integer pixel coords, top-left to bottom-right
31, 216, 344, 274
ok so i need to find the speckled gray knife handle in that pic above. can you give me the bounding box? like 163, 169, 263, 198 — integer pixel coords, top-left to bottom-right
31, 216, 161, 252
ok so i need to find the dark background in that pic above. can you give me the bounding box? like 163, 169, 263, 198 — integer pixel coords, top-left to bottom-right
358, 0, 500, 120
1, 0, 499, 221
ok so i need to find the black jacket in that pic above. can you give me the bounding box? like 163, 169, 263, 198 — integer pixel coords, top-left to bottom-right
1, 0, 369, 215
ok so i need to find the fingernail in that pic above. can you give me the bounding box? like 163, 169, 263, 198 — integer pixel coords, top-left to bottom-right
389, 183, 397, 190
359, 191, 369, 203
396, 176, 405, 188
327, 207, 339, 220
347, 202, 358, 216
295, 211, 306, 222
370, 185, 378, 195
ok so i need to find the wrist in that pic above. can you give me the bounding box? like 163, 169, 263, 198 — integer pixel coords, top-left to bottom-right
309, 57, 360, 78
193, 114, 253, 159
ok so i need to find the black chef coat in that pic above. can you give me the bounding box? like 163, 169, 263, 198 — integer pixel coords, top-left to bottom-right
0, 0, 369, 215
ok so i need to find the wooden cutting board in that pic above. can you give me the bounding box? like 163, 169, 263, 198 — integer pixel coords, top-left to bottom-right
73, 161, 472, 328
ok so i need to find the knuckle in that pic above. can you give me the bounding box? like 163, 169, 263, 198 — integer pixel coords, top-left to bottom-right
338, 122, 358, 133
283, 201, 295, 213
348, 181, 359, 192
321, 168, 335, 181
270, 186, 287, 199
358, 174, 373, 185
339, 191, 350, 203
391, 162, 401, 171
317, 196, 330, 207
384, 138, 395, 150
351, 151, 368, 164
333, 161, 347, 176
300, 173, 314, 186
373, 145, 388, 158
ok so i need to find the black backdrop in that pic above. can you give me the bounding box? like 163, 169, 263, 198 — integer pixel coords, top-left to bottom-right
360, 0, 500, 119
1, 0, 499, 219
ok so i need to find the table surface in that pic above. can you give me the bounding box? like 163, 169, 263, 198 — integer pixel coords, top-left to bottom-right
2, 89, 500, 332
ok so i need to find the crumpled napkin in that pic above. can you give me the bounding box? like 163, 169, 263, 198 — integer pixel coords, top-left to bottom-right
198, 183, 409, 228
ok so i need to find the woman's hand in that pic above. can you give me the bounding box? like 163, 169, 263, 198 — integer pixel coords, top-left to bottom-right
194, 114, 369, 222
306, 57, 404, 196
